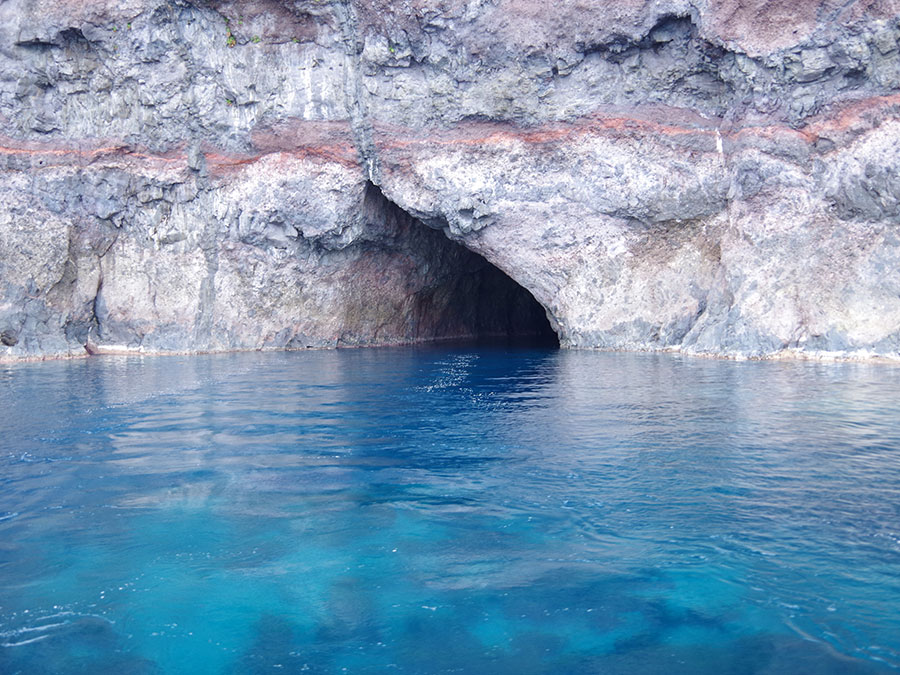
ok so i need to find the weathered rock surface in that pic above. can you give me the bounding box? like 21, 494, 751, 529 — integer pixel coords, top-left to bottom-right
2, 0, 900, 360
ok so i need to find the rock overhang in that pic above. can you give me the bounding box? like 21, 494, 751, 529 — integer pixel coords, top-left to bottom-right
1, 0, 900, 360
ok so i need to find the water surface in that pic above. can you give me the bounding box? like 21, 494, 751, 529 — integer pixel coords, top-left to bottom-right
1, 348, 899, 673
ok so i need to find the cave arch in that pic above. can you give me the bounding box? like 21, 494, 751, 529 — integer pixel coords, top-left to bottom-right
364, 182, 559, 348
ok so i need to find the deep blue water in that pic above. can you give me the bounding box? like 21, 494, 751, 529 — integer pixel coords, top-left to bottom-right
1, 347, 900, 674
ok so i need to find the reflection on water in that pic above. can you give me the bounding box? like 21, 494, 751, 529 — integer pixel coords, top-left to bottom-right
2, 348, 900, 673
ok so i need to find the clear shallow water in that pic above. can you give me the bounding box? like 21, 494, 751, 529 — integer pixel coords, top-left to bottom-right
1, 348, 900, 674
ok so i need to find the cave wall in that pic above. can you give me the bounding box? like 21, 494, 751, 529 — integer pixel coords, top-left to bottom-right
1, 0, 900, 360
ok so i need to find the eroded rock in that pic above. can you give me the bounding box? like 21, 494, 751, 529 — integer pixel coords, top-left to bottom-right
1, 0, 900, 360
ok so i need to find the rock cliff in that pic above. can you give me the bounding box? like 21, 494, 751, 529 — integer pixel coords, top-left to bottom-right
2, 0, 900, 360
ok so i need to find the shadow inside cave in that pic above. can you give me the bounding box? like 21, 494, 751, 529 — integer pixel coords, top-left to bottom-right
429, 256, 561, 349
363, 182, 560, 349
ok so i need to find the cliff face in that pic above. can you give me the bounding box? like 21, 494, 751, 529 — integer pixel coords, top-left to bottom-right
2, 0, 900, 360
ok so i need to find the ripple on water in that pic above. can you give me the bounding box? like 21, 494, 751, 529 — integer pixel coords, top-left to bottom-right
0, 349, 899, 673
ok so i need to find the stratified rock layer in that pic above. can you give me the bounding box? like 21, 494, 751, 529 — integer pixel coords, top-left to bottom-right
2, 0, 900, 360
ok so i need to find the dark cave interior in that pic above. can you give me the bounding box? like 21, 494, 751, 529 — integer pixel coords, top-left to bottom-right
435, 257, 561, 348
364, 183, 560, 349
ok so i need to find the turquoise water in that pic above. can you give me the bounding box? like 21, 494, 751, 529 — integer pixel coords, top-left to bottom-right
1, 348, 900, 674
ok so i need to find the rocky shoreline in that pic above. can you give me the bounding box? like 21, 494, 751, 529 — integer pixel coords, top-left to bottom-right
2, 0, 900, 361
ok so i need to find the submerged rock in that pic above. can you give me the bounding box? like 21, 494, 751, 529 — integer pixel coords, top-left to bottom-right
1, 0, 899, 360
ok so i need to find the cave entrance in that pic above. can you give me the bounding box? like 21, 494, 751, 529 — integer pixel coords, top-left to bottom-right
435, 255, 561, 348
366, 183, 559, 349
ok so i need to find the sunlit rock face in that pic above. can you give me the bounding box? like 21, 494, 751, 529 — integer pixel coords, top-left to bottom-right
1, 0, 900, 360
